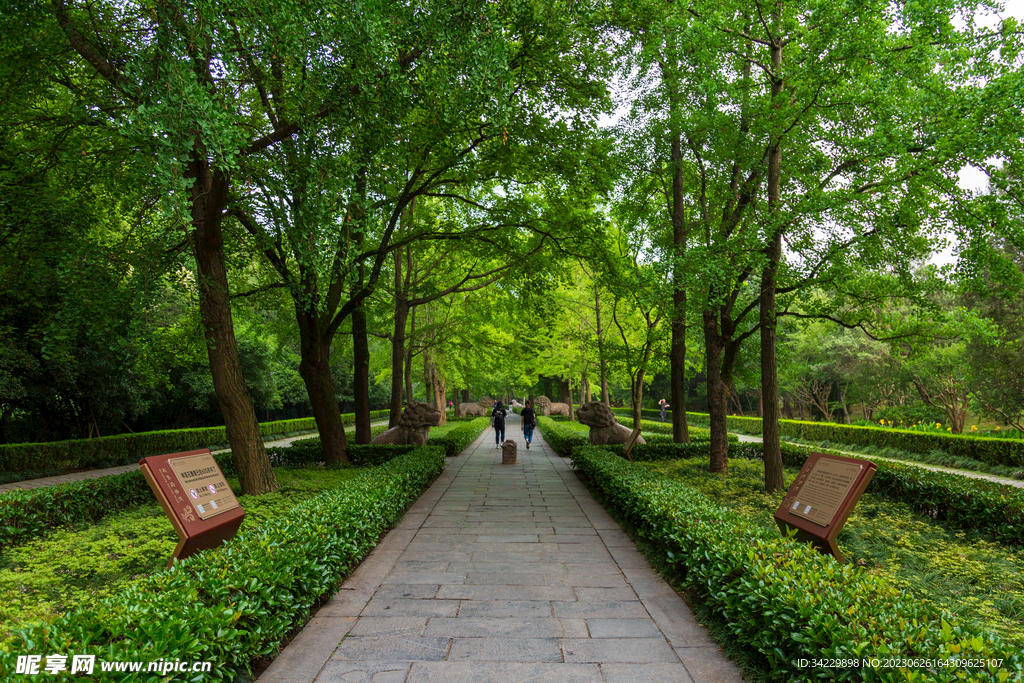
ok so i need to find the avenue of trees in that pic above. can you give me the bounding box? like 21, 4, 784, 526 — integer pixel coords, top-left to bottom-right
1, 0, 1021, 494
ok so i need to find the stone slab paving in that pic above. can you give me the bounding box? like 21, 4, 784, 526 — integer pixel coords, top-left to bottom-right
259, 416, 744, 683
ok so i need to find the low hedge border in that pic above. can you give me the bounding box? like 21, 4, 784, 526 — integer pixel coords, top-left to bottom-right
537, 418, 732, 461
0, 446, 447, 681
731, 442, 1024, 547
1, 428, 422, 551
570, 445, 1023, 682
683, 411, 1024, 469
0, 410, 391, 476
0, 451, 235, 551
431, 418, 490, 457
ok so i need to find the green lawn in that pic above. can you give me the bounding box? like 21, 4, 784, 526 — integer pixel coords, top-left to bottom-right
0, 466, 363, 639
643, 457, 1024, 646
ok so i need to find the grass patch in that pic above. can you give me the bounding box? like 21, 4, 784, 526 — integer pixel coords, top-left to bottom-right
643, 456, 1024, 647
776, 435, 1024, 481
0, 466, 362, 640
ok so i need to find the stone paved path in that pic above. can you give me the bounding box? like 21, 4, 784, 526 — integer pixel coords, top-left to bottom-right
259, 416, 744, 683
734, 433, 1024, 489
0, 425, 385, 495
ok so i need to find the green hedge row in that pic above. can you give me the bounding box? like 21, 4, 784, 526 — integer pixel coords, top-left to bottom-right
730, 442, 1024, 547
431, 418, 490, 457
537, 418, 731, 461
0, 446, 447, 681
570, 446, 1023, 681
685, 411, 1024, 468
0, 451, 235, 550
0, 410, 391, 476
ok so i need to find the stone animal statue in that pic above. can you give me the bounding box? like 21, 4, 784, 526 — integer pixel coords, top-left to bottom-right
371, 402, 442, 445
476, 396, 495, 407
459, 402, 490, 417
510, 399, 524, 408
534, 395, 571, 417
576, 401, 646, 446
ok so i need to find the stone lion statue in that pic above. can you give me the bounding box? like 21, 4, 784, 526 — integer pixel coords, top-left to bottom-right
576, 401, 646, 446
371, 402, 442, 445
534, 395, 570, 417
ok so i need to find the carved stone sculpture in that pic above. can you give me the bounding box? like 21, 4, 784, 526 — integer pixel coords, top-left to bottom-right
534, 395, 570, 416
576, 401, 646, 446
501, 439, 518, 464
459, 402, 489, 417
371, 402, 442, 445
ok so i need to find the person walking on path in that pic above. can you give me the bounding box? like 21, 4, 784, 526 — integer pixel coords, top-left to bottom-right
659, 398, 669, 422
492, 401, 508, 448
520, 399, 537, 450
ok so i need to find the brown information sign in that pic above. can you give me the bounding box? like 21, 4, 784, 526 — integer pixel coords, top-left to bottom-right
167, 452, 239, 520
139, 449, 244, 566
774, 452, 876, 562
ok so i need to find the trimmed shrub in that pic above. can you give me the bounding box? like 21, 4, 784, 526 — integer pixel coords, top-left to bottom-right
0, 446, 447, 680
539, 418, 734, 461
537, 417, 590, 458
570, 446, 1023, 682
732, 442, 1024, 546
430, 418, 490, 456
0, 410, 391, 477
0, 452, 235, 550
685, 411, 1024, 468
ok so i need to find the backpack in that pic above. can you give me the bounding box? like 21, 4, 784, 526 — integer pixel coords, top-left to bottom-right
493, 408, 506, 428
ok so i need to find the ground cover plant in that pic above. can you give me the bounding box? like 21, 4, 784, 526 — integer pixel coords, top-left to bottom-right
569, 445, 1023, 682
685, 412, 1024, 470
643, 456, 1024, 648
0, 411, 392, 483
0, 422, 394, 550
0, 466, 363, 641
0, 446, 446, 680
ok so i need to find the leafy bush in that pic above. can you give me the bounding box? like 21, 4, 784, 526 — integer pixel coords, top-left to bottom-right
0, 467, 364, 637
0, 451, 236, 550
570, 446, 1023, 682
539, 418, 733, 461
0, 446, 447, 681
429, 418, 489, 456
0, 411, 391, 477
686, 411, 1024, 468
730, 442, 1024, 547
537, 417, 590, 458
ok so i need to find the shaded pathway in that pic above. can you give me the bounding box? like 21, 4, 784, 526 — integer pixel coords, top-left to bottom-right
259, 413, 743, 683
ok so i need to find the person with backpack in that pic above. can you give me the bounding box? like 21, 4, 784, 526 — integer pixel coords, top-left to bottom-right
520, 399, 537, 450
492, 401, 508, 448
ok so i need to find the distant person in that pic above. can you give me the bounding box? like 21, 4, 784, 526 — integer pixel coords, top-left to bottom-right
521, 399, 537, 450
659, 398, 669, 422
492, 401, 508, 448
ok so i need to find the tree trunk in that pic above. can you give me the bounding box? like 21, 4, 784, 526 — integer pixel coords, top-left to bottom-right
352, 293, 371, 444
703, 309, 729, 474
668, 97, 691, 444
390, 246, 409, 428
405, 303, 416, 405
296, 304, 350, 466
595, 285, 610, 405
759, 17, 785, 494
191, 165, 278, 494
631, 371, 645, 430
568, 380, 575, 421
462, 389, 470, 404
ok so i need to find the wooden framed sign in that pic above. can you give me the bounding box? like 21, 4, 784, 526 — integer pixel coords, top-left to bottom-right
774, 452, 876, 562
624, 427, 643, 461
139, 449, 245, 566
